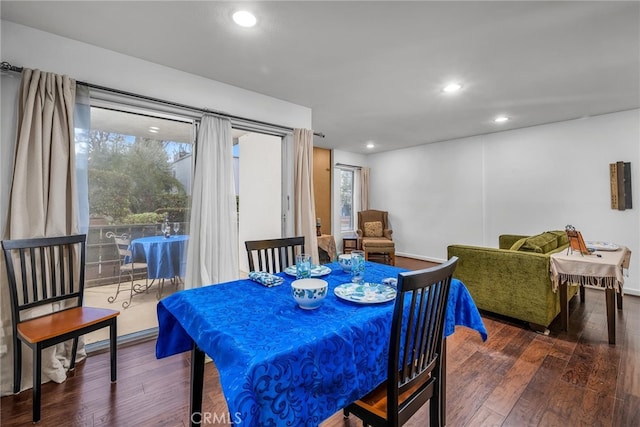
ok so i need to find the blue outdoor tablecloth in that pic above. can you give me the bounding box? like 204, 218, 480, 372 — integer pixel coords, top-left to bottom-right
156, 261, 487, 426
131, 235, 188, 279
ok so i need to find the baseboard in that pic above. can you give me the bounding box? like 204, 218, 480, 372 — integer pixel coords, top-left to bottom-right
86, 328, 158, 354
395, 252, 446, 264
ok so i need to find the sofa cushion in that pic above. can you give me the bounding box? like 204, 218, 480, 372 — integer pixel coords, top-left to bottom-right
363, 221, 383, 237
514, 232, 559, 254
362, 237, 395, 248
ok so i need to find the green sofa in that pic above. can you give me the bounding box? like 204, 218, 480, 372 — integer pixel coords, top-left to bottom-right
447, 231, 579, 331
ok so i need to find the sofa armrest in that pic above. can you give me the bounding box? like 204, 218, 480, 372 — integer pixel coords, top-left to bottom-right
383, 229, 393, 239
499, 234, 529, 250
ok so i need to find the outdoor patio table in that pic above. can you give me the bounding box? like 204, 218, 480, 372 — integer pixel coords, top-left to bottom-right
156, 261, 487, 427
131, 235, 189, 280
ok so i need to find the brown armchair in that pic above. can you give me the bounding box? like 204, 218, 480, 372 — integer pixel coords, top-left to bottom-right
357, 209, 395, 265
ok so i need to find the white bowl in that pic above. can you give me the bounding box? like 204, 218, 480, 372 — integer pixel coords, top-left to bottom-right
291, 278, 328, 310
338, 254, 352, 272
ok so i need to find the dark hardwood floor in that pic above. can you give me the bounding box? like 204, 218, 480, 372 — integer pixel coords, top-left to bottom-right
2, 256, 638, 426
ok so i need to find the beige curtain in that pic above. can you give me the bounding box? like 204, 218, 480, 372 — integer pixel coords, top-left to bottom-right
1, 69, 82, 396
293, 129, 319, 264
360, 166, 370, 211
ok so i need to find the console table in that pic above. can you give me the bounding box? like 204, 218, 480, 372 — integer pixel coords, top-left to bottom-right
550, 246, 630, 344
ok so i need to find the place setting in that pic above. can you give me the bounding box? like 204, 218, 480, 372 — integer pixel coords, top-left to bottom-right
333, 250, 397, 304
288, 251, 399, 310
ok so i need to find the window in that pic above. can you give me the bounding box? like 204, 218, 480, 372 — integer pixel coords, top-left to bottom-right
338, 168, 354, 231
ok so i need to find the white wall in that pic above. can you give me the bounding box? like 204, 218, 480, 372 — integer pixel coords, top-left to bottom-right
368, 110, 640, 296
0, 21, 312, 131
238, 133, 282, 273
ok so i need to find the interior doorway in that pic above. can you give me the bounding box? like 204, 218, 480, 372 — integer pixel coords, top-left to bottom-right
313, 147, 332, 236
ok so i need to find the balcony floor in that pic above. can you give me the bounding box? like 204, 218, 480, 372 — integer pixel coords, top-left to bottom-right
84, 279, 182, 344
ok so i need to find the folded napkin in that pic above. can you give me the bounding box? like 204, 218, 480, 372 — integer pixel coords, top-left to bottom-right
248, 271, 285, 287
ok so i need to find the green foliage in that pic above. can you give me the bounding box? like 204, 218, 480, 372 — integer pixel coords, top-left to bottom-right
155, 207, 190, 223
88, 169, 132, 220
88, 131, 190, 224
156, 193, 189, 209
121, 212, 165, 224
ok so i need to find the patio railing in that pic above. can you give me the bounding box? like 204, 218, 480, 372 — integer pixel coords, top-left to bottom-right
86, 223, 187, 287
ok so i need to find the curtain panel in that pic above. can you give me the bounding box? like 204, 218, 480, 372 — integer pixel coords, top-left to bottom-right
360, 166, 370, 211
184, 114, 239, 288
1, 69, 83, 396
293, 129, 319, 263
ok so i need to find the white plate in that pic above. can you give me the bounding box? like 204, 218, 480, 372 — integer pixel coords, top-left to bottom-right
334, 282, 397, 304
284, 264, 332, 277
585, 241, 620, 251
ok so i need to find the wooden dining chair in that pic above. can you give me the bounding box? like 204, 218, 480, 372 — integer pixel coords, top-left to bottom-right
1, 234, 120, 423
105, 231, 148, 309
344, 256, 458, 427
245, 236, 305, 273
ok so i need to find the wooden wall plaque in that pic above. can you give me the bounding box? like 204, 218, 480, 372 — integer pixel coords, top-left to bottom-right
610, 162, 632, 210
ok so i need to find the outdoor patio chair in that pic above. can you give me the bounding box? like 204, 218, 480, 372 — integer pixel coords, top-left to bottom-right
106, 231, 149, 309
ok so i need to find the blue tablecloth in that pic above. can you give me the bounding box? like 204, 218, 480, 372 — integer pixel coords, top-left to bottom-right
131, 235, 188, 279
156, 261, 486, 426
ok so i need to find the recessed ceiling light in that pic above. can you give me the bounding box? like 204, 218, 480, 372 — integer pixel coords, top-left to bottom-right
442, 83, 462, 93
233, 11, 257, 27
366, 142, 375, 149
493, 116, 509, 123
149, 126, 159, 133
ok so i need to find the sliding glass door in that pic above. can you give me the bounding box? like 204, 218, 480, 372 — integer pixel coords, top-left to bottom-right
84, 106, 196, 344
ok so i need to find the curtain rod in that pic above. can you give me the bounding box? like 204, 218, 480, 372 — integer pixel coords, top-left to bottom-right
335, 162, 362, 170
0, 61, 325, 138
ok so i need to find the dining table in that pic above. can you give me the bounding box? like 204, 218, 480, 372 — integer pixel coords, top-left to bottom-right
156, 261, 487, 427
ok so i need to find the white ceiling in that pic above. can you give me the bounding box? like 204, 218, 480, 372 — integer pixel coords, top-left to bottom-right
2, 1, 639, 154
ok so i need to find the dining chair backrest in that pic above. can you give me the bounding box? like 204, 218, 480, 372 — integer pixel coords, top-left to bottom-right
388, 256, 458, 426
2, 234, 87, 320
245, 236, 305, 273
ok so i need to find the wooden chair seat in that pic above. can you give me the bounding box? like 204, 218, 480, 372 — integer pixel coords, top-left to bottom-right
353, 371, 434, 420
17, 307, 119, 344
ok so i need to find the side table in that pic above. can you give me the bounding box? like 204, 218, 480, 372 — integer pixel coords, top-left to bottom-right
550, 246, 630, 344
342, 232, 359, 254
